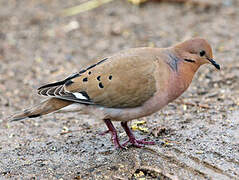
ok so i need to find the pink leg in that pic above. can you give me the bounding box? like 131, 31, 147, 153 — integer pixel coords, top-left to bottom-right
103, 119, 124, 149
121, 122, 155, 147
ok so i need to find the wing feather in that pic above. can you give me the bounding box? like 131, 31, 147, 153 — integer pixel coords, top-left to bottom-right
37, 49, 158, 108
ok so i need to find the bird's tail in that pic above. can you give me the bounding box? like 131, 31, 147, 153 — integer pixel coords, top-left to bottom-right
10, 98, 73, 121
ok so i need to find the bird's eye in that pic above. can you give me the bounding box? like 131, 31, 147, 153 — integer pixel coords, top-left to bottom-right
200, 50, 206, 57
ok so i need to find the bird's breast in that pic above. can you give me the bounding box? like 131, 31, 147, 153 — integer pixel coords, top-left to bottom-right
167, 70, 192, 103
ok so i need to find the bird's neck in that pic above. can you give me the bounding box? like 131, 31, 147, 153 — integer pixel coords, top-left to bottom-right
165, 61, 199, 103
165, 49, 200, 101
177, 61, 199, 88
170, 48, 200, 87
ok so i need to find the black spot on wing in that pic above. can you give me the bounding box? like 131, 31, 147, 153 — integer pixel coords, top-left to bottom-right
83, 77, 88, 82
97, 76, 101, 81
99, 82, 104, 88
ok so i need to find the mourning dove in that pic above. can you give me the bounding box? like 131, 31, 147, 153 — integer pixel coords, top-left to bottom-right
11, 38, 220, 148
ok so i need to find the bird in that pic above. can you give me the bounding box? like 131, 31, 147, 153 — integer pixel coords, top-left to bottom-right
10, 38, 220, 148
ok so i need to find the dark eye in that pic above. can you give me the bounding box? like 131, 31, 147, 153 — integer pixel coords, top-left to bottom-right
200, 50, 206, 57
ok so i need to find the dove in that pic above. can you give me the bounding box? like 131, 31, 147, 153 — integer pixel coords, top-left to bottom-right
10, 38, 220, 148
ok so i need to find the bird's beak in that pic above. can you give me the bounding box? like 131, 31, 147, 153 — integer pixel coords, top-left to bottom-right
207, 58, 220, 70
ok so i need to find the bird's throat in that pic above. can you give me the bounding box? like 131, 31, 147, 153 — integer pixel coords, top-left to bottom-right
167, 62, 198, 101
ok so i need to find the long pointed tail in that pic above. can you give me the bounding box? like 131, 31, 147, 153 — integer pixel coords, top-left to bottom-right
10, 98, 73, 121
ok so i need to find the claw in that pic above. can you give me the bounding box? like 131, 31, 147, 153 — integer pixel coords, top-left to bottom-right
121, 121, 155, 148
102, 120, 155, 149
122, 138, 155, 147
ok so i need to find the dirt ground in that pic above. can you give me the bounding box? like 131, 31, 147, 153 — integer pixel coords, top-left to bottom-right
0, 0, 239, 179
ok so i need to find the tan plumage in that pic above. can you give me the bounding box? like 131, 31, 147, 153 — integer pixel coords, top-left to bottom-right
39, 48, 159, 108
11, 98, 73, 121
10, 38, 220, 148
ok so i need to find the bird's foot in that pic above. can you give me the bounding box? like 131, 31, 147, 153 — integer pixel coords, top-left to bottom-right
121, 121, 155, 148
103, 120, 155, 148
122, 138, 155, 147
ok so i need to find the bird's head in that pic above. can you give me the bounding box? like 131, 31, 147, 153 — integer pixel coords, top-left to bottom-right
175, 38, 220, 70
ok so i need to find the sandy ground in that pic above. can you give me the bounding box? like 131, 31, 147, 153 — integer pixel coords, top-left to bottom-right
0, 0, 239, 179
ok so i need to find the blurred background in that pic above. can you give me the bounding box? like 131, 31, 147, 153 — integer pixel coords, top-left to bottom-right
0, 0, 239, 179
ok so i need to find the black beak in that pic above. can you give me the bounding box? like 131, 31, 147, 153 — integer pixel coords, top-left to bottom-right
207, 58, 220, 70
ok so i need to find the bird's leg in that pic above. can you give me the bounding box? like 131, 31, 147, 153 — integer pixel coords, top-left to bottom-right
102, 119, 124, 149
121, 121, 155, 147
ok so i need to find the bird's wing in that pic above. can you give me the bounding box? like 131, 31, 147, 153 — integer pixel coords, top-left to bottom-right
38, 48, 158, 108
